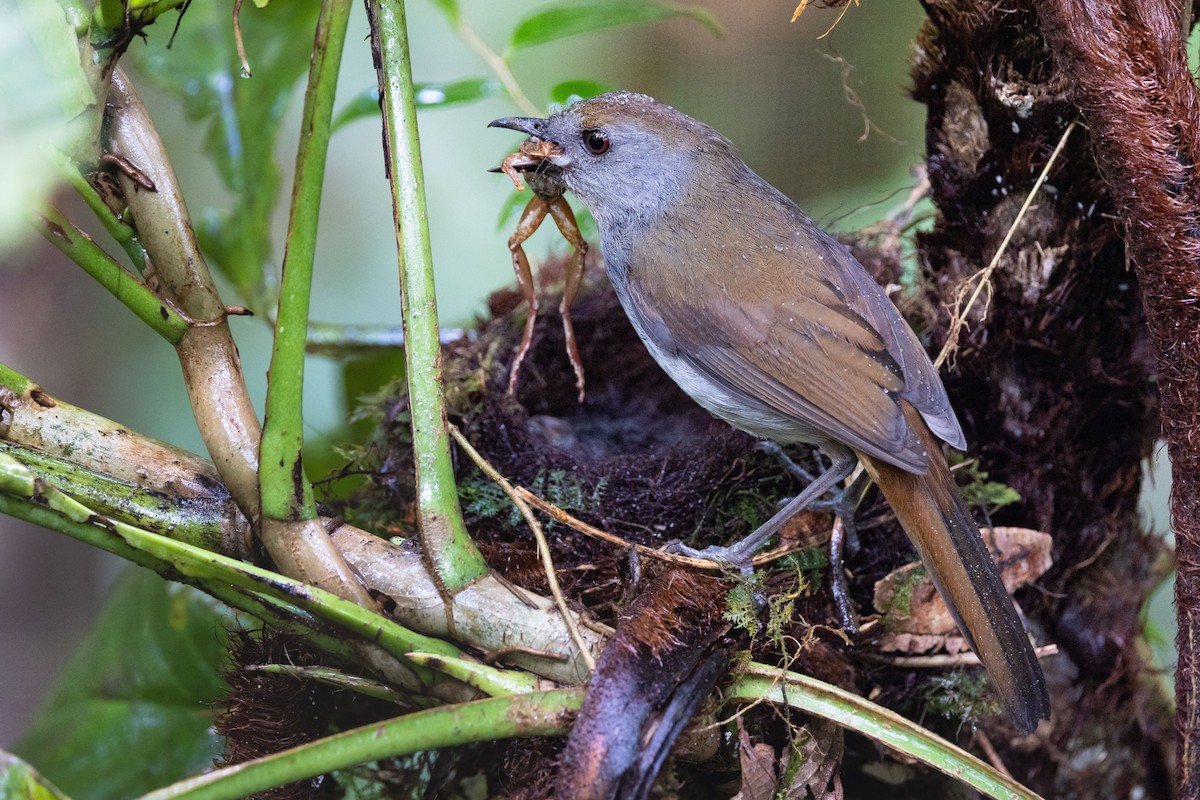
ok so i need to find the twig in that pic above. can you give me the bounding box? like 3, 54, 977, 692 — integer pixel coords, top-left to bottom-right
450, 425, 596, 672
483, 645, 571, 665
974, 729, 1015, 778
791, 0, 858, 38
865, 643, 1058, 668
233, 0, 252, 77
513, 486, 810, 570
888, 166, 931, 228
454, 18, 540, 116
935, 120, 1078, 368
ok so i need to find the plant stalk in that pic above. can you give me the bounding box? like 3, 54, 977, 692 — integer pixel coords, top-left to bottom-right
366, 0, 489, 591
33, 206, 187, 343
259, 0, 353, 522
137, 690, 580, 800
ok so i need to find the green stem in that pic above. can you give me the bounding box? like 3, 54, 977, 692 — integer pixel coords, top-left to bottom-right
0, 362, 251, 558
259, 0, 352, 522
0, 362, 31, 395
247, 664, 414, 705
369, 0, 489, 589
407, 651, 543, 696
0, 452, 461, 685
304, 321, 467, 355
0, 441, 235, 553
137, 690, 581, 800
33, 206, 188, 343
56, 155, 148, 271
205, 585, 363, 666
305, 321, 406, 354
454, 19, 540, 116
725, 666, 1042, 800
0, 483, 362, 676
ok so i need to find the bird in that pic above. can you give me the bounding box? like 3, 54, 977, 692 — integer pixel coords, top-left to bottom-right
489, 91, 1050, 733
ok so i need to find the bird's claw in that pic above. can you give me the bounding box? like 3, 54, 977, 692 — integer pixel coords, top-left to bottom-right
665, 540, 755, 578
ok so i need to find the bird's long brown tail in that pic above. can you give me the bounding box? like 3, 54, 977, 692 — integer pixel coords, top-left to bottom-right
858, 404, 1050, 733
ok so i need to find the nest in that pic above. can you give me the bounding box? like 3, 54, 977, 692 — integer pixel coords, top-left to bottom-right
442, 257, 802, 613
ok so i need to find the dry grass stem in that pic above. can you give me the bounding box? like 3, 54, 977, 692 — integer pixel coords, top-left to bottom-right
450, 424, 596, 671
935, 120, 1078, 369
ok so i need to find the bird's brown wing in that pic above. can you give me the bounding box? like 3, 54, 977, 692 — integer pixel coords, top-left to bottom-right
631, 203, 962, 473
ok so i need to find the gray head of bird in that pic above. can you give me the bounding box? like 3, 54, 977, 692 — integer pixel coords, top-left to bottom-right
490, 92, 743, 230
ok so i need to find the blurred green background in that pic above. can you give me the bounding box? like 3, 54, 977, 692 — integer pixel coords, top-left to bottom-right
0, 0, 1174, 747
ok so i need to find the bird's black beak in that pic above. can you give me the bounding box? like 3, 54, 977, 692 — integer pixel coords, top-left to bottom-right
488, 116, 548, 137
488, 116, 563, 175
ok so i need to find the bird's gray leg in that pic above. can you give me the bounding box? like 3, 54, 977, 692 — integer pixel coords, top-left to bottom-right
671, 447, 859, 574
756, 441, 818, 484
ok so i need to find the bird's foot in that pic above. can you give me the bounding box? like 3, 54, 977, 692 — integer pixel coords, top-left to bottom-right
666, 540, 757, 577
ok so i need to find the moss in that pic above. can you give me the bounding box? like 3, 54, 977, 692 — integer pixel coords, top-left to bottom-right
724, 571, 764, 637
766, 566, 819, 656
775, 546, 829, 590
458, 476, 515, 524
952, 458, 1022, 516
876, 564, 928, 630
921, 671, 1003, 728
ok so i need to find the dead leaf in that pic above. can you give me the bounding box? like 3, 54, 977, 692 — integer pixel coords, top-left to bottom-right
782, 719, 844, 799
732, 720, 779, 800
873, 527, 1051, 653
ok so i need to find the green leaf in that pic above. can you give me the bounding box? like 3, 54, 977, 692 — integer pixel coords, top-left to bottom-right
548, 79, 614, 108
332, 78, 501, 131
13, 0, 94, 119
1, 0, 99, 253
126, 2, 320, 306
412, 77, 503, 107
11, 570, 230, 800
507, 1, 720, 57
0, 752, 71, 800
428, 0, 459, 27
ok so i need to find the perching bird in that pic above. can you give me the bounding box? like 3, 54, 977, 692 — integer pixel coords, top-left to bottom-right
490, 92, 1049, 733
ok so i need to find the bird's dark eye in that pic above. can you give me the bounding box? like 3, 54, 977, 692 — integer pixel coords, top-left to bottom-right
582, 129, 610, 155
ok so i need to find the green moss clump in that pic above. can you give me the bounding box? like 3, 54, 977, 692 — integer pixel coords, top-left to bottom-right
921, 671, 1003, 727
876, 564, 928, 631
